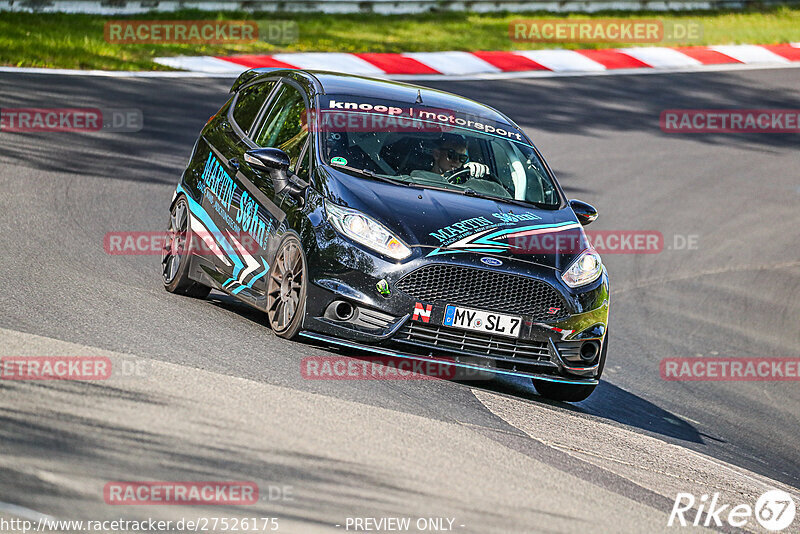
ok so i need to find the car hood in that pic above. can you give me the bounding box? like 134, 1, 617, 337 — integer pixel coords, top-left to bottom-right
320, 168, 591, 271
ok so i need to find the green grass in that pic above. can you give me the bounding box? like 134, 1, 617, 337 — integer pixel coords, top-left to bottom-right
1, 6, 799, 70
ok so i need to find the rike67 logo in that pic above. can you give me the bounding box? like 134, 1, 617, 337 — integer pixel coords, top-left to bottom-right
669, 490, 796, 531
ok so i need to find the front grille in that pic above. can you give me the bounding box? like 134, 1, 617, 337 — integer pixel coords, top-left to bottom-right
395, 321, 552, 363
396, 264, 568, 321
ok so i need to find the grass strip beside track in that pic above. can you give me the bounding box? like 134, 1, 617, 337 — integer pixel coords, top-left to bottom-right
1, 7, 799, 70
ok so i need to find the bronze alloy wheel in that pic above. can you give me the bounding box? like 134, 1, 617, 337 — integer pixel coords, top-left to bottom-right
266, 234, 307, 338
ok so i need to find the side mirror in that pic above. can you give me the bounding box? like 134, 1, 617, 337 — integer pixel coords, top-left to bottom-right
245, 148, 306, 200
569, 199, 598, 226
244, 148, 290, 172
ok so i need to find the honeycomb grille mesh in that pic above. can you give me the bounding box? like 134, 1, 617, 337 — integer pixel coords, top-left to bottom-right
396, 264, 568, 321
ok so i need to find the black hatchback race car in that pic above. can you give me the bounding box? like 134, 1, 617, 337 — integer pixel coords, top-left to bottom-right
162, 68, 609, 402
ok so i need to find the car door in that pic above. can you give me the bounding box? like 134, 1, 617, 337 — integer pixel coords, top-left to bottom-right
192, 78, 281, 304
224, 78, 310, 307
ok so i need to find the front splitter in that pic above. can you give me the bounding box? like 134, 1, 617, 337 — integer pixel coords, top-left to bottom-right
298, 331, 599, 385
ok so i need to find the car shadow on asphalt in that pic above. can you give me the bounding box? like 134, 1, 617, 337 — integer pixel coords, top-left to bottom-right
470, 375, 717, 446
205, 291, 268, 325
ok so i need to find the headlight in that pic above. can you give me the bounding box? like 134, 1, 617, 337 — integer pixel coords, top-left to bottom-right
561, 249, 603, 288
325, 200, 412, 260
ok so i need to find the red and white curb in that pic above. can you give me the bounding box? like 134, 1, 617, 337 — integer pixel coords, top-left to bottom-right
154, 43, 800, 79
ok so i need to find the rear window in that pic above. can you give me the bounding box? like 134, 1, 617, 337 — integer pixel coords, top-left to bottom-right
232, 81, 276, 134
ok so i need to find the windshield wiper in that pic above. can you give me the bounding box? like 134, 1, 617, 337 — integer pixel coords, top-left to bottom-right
329, 164, 410, 187
462, 188, 555, 209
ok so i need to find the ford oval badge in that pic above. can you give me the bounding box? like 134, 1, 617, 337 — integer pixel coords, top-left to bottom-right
481, 257, 502, 267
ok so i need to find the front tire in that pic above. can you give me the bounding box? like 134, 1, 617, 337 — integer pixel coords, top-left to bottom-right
532, 335, 608, 402
162, 196, 211, 299
266, 233, 307, 339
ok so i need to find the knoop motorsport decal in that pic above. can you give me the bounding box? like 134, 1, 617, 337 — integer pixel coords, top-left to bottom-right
426, 212, 581, 257
177, 151, 284, 295
317, 97, 527, 142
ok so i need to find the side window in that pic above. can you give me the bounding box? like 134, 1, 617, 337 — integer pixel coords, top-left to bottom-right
232, 81, 276, 134
253, 84, 309, 167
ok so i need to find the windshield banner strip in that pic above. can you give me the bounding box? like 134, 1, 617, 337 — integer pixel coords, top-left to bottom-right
314, 98, 528, 144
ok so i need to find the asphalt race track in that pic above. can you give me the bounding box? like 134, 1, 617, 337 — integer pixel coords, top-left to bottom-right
1, 66, 799, 533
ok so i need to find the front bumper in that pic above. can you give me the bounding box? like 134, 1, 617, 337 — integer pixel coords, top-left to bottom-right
302, 232, 610, 384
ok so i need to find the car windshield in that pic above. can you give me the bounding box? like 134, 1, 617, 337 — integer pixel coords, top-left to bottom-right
315, 95, 561, 207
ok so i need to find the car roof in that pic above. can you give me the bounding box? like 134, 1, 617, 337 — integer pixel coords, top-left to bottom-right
238, 68, 517, 127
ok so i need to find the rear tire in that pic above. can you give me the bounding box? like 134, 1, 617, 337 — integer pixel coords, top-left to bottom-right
532, 334, 608, 402
266, 232, 307, 339
162, 196, 211, 299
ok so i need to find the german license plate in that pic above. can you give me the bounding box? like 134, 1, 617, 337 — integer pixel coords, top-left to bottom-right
443, 304, 522, 338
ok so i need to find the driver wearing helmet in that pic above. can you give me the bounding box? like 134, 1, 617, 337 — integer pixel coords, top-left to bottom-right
431, 134, 490, 184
